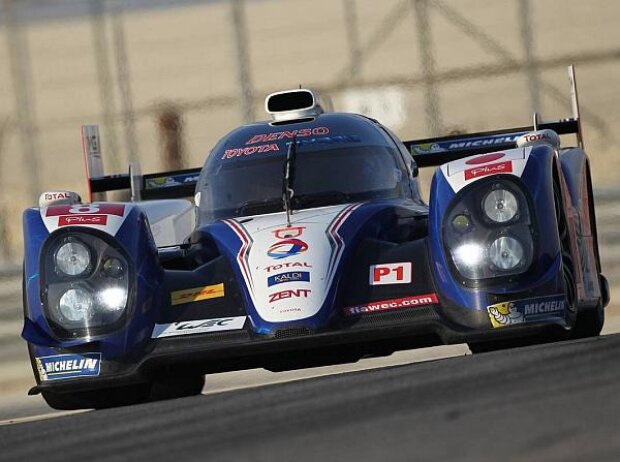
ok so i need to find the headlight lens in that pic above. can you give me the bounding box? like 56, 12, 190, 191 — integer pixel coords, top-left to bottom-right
483, 189, 518, 223
42, 232, 132, 339
442, 179, 534, 282
59, 288, 94, 322
488, 236, 524, 270
55, 241, 91, 276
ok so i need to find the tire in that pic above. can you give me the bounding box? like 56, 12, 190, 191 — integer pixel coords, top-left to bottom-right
41, 375, 205, 410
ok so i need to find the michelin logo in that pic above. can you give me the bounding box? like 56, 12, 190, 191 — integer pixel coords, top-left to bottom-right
36, 353, 101, 381
487, 295, 566, 329
523, 299, 565, 316
412, 134, 522, 155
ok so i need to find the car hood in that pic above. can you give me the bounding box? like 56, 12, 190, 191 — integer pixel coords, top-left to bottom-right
215, 203, 363, 328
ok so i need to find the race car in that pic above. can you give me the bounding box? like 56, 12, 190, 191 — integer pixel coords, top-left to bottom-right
22, 65, 609, 409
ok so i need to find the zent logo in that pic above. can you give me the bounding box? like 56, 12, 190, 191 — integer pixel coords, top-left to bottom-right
269, 289, 311, 303
370, 262, 412, 285
267, 238, 308, 260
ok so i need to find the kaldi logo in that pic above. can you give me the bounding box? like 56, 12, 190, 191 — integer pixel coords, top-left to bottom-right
269, 288, 311, 303
46, 204, 125, 217
58, 214, 108, 226
370, 262, 412, 286
464, 161, 512, 181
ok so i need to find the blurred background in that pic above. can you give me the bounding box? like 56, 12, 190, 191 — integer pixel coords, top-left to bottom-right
0, 0, 619, 402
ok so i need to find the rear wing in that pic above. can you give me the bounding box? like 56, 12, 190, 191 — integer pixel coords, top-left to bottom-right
403, 65, 583, 168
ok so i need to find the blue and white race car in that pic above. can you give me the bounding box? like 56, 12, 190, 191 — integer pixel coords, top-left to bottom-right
22, 66, 609, 409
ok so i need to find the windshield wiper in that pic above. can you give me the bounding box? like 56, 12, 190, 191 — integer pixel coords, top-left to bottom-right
282, 138, 297, 227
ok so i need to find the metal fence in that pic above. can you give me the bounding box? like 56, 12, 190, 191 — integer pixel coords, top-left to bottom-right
0, 0, 619, 267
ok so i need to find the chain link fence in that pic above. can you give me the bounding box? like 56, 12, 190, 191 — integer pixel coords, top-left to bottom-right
0, 0, 619, 267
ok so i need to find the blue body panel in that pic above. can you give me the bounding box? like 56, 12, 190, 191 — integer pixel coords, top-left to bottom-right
23, 206, 164, 363
428, 145, 566, 323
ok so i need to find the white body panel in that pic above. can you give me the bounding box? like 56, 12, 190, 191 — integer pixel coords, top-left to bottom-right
224, 203, 361, 323
440, 147, 532, 193
137, 200, 195, 247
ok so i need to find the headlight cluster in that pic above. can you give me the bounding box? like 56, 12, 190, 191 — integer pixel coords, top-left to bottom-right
42, 232, 132, 339
443, 180, 534, 282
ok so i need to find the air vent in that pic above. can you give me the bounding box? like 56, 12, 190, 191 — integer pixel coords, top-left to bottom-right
265, 89, 332, 123
274, 327, 312, 339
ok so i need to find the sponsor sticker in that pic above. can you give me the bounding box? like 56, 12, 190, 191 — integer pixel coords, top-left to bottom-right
369, 262, 412, 285
59, 214, 108, 226
267, 238, 308, 260
222, 143, 280, 159
273, 226, 304, 239
46, 204, 125, 217
170, 283, 225, 306
36, 353, 101, 381
344, 293, 439, 316
152, 316, 246, 338
268, 271, 310, 287
145, 172, 200, 189
464, 161, 512, 180
265, 262, 312, 273
486, 294, 566, 328
246, 127, 330, 145
269, 288, 311, 303
411, 134, 522, 155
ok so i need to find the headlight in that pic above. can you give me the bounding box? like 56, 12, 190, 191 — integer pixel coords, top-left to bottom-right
42, 231, 132, 339
443, 179, 534, 283
488, 236, 524, 270
59, 287, 93, 322
483, 188, 518, 223
55, 240, 91, 276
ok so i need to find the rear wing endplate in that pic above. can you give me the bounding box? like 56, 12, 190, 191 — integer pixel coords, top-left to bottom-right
81, 125, 200, 202
403, 65, 583, 168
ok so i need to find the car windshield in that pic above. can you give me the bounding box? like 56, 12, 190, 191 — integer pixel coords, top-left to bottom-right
197, 145, 405, 222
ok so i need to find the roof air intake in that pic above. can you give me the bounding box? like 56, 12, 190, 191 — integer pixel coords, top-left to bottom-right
265, 89, 332, 123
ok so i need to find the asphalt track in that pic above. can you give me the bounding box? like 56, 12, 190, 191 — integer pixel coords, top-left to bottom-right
2, 334, 620, 461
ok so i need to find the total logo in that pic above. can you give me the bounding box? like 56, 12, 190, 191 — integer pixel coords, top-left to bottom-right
370, 262, 412, 286
264, 262, 312, 273
267, 227, 309, 260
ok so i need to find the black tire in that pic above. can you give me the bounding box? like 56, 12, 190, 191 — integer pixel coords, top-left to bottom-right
569, 305, 604, 339
41, 375, 205, 410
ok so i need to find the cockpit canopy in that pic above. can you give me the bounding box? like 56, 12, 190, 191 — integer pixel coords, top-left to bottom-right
195, 113, 414, 223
